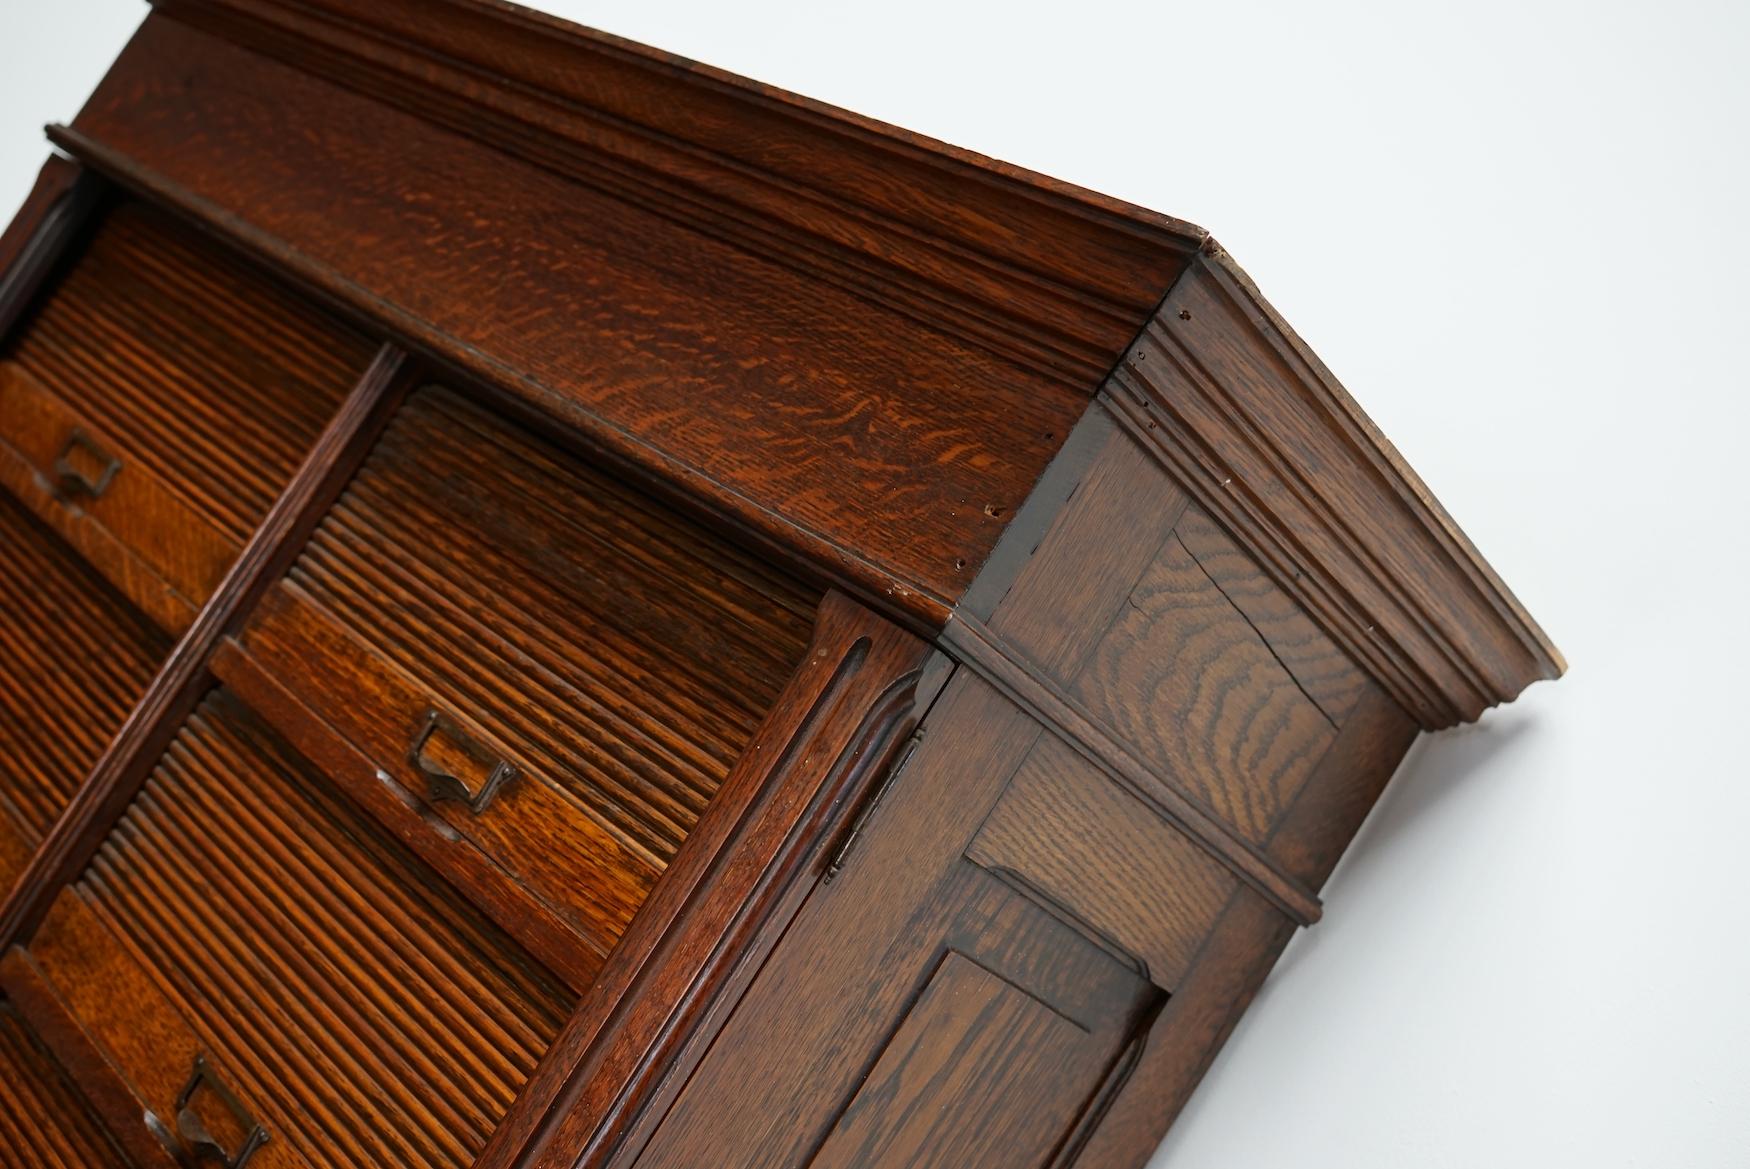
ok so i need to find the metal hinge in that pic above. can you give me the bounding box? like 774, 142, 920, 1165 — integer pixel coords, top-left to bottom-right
823, 728, 923, 884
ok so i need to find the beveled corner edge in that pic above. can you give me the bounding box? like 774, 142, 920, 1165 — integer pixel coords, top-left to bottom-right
1100, 243, 1562, 728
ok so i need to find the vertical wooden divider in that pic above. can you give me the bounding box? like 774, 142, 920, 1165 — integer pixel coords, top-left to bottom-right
0, 157, 105, 345
0, 341, 412, 950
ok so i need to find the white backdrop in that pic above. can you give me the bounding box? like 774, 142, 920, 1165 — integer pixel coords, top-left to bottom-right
4, 3, 1747, 1166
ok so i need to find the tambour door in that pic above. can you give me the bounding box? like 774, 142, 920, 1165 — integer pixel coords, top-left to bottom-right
216, 382, 826, 988
2, 370, 932, 1169
0, 198, 379, 633
5, 688, 574, 1169
0, 488, 170, 897
0, 1002, 134, 1168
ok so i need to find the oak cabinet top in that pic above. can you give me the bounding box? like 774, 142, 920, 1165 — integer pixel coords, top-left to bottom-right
45, 0, 1559, 724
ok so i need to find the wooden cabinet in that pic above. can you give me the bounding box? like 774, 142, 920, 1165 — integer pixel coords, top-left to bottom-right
0, 3, 1562, 1167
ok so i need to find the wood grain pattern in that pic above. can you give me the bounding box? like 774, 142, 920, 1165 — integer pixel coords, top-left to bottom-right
14, 892, 287, 1169
1070, 532, 1339, 845
0, 941, 183, 1169
155, 0, 1203, 387
494, 592, 928, 1169
967, 735, 1236, 990
0, 491, 170, 896
626, 673, 1156, 1169
0, 5, 1567, 1167
987, 421, 1190, 680
1175, 506, 1367, 725
0, 1002, 133, 1169
942, 613, 1323, 927
34, 689, 573, 1169
0, 362, 229, 630
809, 951, 1114, 1169
1106, 253, 1563, 726
232, 383, 819, 977
0, 345, 409, 953
0, 198, 377, 626
58, 16, 1088, 625
1072, 683, 1418, 1169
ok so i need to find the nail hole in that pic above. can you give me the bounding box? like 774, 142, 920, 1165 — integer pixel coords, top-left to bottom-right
954, 558, 967, 570
1178, 309, 1192, 321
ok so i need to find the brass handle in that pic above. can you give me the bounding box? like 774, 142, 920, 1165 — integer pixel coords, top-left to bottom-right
53, 428, 121, 499
409, 708, 518, 814
173, 1054, 269, 1168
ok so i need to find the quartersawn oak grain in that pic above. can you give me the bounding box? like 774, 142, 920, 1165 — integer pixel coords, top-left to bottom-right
20, 690, 573, 1169
0, 2, 1563, 1166
58, 14, 1087, 624
0, 198, 379, 630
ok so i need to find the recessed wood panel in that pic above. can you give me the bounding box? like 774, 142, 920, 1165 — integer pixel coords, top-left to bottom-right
0, 490, 169, 895
811, 952, 1103, 1169
1070, 532, 1338, 844
1174, 507, 1365, 725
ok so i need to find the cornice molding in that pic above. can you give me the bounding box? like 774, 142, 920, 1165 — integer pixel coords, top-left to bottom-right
149, 0, 1204, 387
1104, 246, 1563, 728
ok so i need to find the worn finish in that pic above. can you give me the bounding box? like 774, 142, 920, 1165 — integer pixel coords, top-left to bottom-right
0, 3, 1560, 1168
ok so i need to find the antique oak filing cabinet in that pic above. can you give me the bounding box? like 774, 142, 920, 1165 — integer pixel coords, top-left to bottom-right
0, 2, 1563, 1166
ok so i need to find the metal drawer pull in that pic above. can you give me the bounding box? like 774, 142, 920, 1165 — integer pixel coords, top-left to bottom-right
174, 1054, 270, 1168
53, 428, 121, 499
410, 708, 518, 814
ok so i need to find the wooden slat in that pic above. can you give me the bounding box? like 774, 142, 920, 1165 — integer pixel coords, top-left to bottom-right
32, 690, 572, 1169
0, 1002, 135, 1169
268, 384, 819, 864
0, 344, 409, 951
4, 200, 376, 547
0, 492, 170, 896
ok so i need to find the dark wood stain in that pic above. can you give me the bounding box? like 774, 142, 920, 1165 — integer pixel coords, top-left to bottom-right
61, 15, 1089, 623
0, 3, 1559, 1167
233, 382, 821, 983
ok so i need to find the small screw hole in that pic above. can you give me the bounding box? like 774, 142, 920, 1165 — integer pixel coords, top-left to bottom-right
1178, 309, 1192, 321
